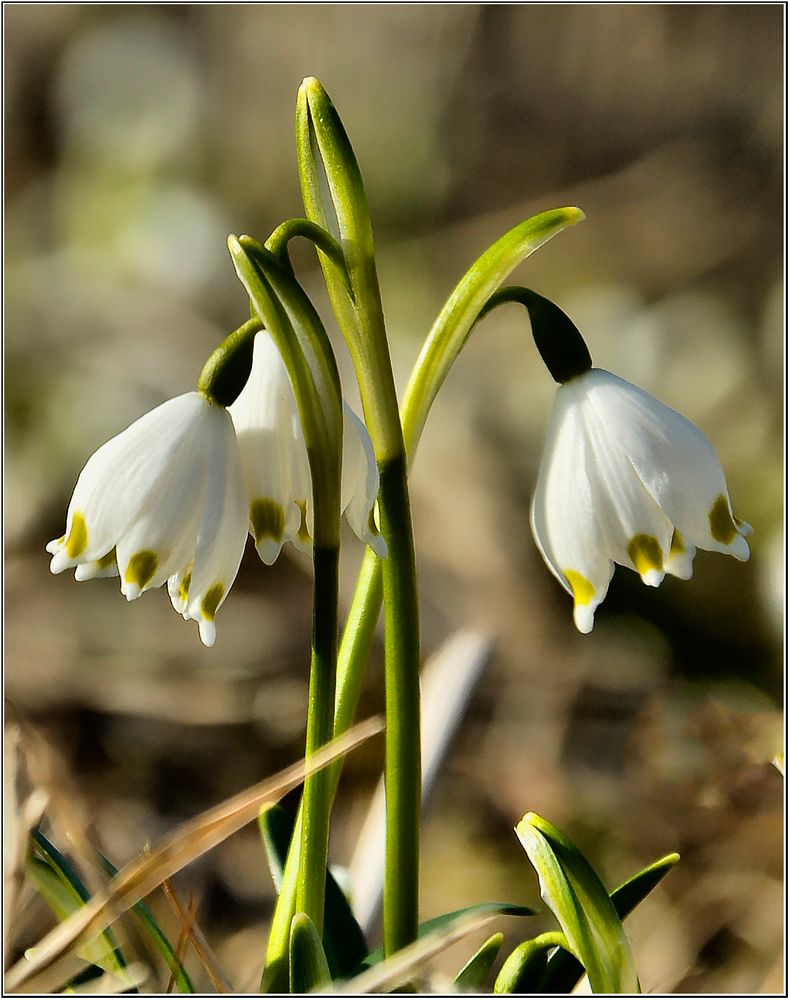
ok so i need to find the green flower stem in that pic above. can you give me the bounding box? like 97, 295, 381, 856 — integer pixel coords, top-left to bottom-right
333, 548, 383, 743
376, 453, 421, 954
228, 236, 343, 952
297, 544, 340, 932
262, 549, 381, 990
264, 206, 584, 984
296, 76, 421, 957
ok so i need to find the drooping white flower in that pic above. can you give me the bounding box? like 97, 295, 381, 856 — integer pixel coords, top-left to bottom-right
531, 368, 751, 634
46, 391, 248, 647
228, 331, 386, 564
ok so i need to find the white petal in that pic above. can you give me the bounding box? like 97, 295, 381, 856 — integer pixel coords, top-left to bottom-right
665, 531, 695, 580
341, 404, 387, 558
578, 373, 674, 586
531, 383, 613, 633
47, 392, 209, 574
229, 332, 308, 562
582, 369, 750, 561
184, 407, 248, 646
74, 554, 119, 581
115, 408, 212, 599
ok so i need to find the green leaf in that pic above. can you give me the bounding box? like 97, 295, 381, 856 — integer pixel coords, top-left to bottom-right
515, 813, 639, 994
97, 851, 195, 994
493, 932, 568, 994
359, 901, 535, 970
259, 805, 368, 979
540, 852, 679, 994
289, 912, 331, 993
400, 207, 585, 464
454, 931, 504, 991
27, 832, 129, 983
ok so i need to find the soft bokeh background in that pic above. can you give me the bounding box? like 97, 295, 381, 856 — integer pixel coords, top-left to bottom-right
5, 5, 784, 993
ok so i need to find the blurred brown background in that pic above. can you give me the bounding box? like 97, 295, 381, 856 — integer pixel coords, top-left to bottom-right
5, 5, 784, 993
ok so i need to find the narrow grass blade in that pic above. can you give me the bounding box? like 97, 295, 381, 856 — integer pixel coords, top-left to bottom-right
6, 718, 381, 992
65, 961, 149, 995
515, 813, 639, 994
98, 852, 194, 994
453, 931, 504, 991
540, 852, 680, 993
289, 912, 332, 993
162, 877, 233, 993
259, 805, 368, 977
27, 831, 128, 979
337, 911, 499, 994
360, 901, 535, 969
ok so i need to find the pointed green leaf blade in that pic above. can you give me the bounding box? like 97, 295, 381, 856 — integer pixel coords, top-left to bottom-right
453, 931, 504, 991
289, 912, 331, 993
516, 813, 639, 994
540, 852, 679, 993
610, 852, 680, 917
359, 901, 535, 970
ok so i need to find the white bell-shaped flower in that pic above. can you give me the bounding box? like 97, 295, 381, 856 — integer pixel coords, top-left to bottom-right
531, 368, 751, 634
228, 331, 386, 564
47, 391, 248, 647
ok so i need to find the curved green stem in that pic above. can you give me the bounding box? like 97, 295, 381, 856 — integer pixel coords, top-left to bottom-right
196, 316, 263, 407
267, 219, 352, 298
478, 286, 592, 383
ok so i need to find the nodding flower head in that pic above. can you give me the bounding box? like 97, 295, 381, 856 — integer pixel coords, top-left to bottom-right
229, 330, 386, 565
47, 391, 248, 647
531, 367, 750, 633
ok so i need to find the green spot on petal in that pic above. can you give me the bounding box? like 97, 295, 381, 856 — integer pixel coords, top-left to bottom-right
627, 534, 663, 576
201, 582, 224, 621
250, 498, 285, 543
709, 495, 738, 544
96, 549, 116, 570
669, 529, 685, 557
564, 569, 595, 605
178, 571, 192, 605
65, 512, 88, 558
124, 550, 159, 589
